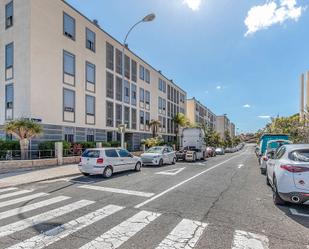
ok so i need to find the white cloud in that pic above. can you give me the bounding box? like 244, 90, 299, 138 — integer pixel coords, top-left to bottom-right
243, 104, 251, 108
244, 0, 305, 36
258, 115, 271, 119
183, 0, 202, 11
216, 86, 222, 90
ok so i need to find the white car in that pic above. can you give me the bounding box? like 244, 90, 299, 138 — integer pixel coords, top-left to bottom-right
266, 144, 309, 205
141, 146, 177, 166
78, 148, 142, 178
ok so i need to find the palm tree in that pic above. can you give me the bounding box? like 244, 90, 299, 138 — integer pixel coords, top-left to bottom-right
149, 119, 161, 138
172, 113, 190, 148
4, 119, 43, 160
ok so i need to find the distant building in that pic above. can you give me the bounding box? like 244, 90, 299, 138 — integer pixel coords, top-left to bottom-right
230, 122, 236, 138
216, 115, 230, 139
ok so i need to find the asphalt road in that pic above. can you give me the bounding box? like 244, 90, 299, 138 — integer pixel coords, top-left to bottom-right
0, 144, 308, 249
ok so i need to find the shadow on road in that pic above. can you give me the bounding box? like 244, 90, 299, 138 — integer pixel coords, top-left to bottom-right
276, 203, 309, 228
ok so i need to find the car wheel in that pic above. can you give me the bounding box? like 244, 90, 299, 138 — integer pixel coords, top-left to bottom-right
272, 177, 286, 205
103, 166, 113, 178
192, 153, 196, 162
158, 159, 163, 167
260, 168, 266, 175
82, 173, 90, 176
172, 157, 176, 164
266, 175, 271, 186
135, 162, 142, 172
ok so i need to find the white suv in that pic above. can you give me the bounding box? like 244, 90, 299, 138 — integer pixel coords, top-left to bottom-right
78, 148, 142, 178
266, 144, 309, 205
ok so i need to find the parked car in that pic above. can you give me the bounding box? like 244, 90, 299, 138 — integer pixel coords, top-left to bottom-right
78, 148, 142, 178
206, 147, 216, 157
266, 144, 309, 205
215, 148, 225, 155
141, 146, 177, 166
260, 139, 292, 174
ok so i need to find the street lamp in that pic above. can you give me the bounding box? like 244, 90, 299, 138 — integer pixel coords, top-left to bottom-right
120, 13, 156, 149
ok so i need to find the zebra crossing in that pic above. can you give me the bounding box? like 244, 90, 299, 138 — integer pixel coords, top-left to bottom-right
0, 187, 305, 249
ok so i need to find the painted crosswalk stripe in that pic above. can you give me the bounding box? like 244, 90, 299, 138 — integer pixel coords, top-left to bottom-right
0, 199, 94, 238
0, 189, 33, 200
0, 196, 70, 220
0, 192, 48, 209
156, 219, 207, 249
232, 230, 269, 249
79, 210, 161, 249
7, 204, 124, 249
78, 185, 155, 198
0, 187, 18, 193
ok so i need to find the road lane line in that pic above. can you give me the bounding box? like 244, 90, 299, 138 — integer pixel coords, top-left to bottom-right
79, 210, 161, 249
0, 192, 48, 208
0, 196, 70, 220
0, 200, 94, 238
232, 230, 269, 249
156, 219, 207, 249
7, 205, 124, 249
0, 189, 33, 200
0, 187, 18, 193
135, 153, 244, 208
156, 167, 186, 176
78, 185, 155, 198
238, 164, 244, 169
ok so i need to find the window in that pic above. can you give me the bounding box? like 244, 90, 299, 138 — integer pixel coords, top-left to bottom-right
131, 84, 137, 106
116, 104, 122, 127
107, 132, 113, 142
105, 149, 119, 158
5, 1, 13, 29
145, 112, 150, 127
86, 28, 96, 52
124, 55, 130, 79
163, 117, 166, 129
106, 101, 114, 127
118, 149, 130, 157
124, 81, 130, 104
163, 81, 166, 93
158, 97, 162, 111
5, 84, 13, 110
275, 147, 286, 159
106, 72, 114, 99
116, 49, 122, 74
158, 79, 163, 91
63, 51, 75, 76
124, 107, 130, 129
86, 62, 95, 84
140, 111, 145, 125
63, 89, 75, 112
145, 91, 150, 105
82, 150, 99, 158
167, 85, 171, 100
139, 65, 145, 80
106, 42, 114, 70
131, 108, 137, 130
132, 60, 137, 82
140, 88, 144, 103
86, 129, 95, 142
5, 43, 13, 70
64, 127, 75, 143
145, 69, 150, 83
63, 13, 75, 40
86, 95, 95, 116
116, 77, 122, 101
162, 99, 166, 111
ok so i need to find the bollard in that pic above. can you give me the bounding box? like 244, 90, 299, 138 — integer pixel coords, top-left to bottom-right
55, 142, 63, 166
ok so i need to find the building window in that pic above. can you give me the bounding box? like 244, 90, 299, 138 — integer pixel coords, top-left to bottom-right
167, 85, 171, 100
106, 42, 114, 70
5, 84, 13, 120
5, 42, 13, 80
131, 60, 137, 82
131, 108, 137, 130
63, 88, 75, 113
63, 12, 75, 40
140, 88, 144, 104
131, 84, 137, 106
86, 28, 96, 52
145, 69, 150, 83
5, 1, 13, 29
86, 129, 95, 142
145, 91, 150, 105
124, 55, 130, 79
139, 65, 145, 80
116, 104, 122, 127
124, 106, 130, 129
86, 62, 95, 84
63, 51, 75, 76
140, 111, 144, 125
106, 72, 114, 99
162, 99, 166, 111
124, 81, 130, 104
64, 127, 75, 143
145, 112, 150, 130
116, 49, 122, 75
116, 77, 122, 101
86, 95, 95, 116
106, 101, 114, 127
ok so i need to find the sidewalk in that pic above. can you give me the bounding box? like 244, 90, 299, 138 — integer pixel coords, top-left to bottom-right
0, 164, 80, 188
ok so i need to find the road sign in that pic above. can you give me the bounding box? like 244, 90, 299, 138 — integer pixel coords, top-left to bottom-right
118, 124, 126, 134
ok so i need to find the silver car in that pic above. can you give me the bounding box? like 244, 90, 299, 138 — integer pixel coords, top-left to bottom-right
141, 146, 177, 166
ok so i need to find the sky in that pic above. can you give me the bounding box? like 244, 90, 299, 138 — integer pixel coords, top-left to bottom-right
66, 0, 309, 133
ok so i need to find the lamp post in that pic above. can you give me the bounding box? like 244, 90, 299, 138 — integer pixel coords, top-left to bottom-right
120, 13, 156, 149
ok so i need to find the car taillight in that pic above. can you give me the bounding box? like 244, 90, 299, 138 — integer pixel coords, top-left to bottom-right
280, 164, 309, 173
96, 158, 104, 164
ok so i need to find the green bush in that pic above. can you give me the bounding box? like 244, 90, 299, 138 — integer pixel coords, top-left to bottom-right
95, 141, 111, 147
110, 141, 121, 147
141, 137, 164, 148
38, 141, 71, 151
74, 141, 95, 149
0, 140, 20, 151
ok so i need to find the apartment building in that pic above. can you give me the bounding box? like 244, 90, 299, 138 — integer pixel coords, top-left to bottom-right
0, 0, 186, 150
216, 115, 230, 139
186, 98, 216, 130
230, 122, 236, 138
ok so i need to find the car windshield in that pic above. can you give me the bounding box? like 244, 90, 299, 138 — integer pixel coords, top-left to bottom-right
268, 141, 290, 149
146, 147, 163, 153
290, 149, 309, 162
82, 150, 100, 158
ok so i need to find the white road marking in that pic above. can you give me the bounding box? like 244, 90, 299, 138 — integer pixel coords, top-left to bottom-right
79, 210, 161, 249
156, 167, 186, 176
7, 205, 124, 249
0, 187, 18, 193
78, 185, 154, 198
0, 192, 48, 208
135, 153, 244, 208
290, 208, 309, 217
156, 219, 207, 249
238, 164, 244, 169
0, 189, 33, 200
0, 196, 70, 220
0, 200, 94, 238
232, 230, 269, 249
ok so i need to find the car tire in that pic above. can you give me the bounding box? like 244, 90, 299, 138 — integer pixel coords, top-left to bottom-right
172, 157, 176, 165
158, 159, 163, 167
272, 177, 286, 205
82, 173, 90, 176
103, 166, 113, 178
134, 162, 142, 172
260, 168, 266, 175
192, 153, 196, 162
266, 175, 271, 186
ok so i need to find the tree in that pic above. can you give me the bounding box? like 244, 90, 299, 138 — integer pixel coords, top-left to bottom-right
172, 113, 190, 148
4, 119, 43, 160
203, 127, 222, 147
149, 119, 161, 138
223, 130, 232, 148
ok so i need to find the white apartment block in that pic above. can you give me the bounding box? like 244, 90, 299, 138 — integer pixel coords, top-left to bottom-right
216, 115, 230, 139
0, 0, 187, 150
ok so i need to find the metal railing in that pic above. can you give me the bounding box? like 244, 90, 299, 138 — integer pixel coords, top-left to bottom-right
0, 150, 55, 161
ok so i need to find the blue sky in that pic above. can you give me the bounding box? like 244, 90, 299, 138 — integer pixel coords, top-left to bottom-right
66, 0, 309, 133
